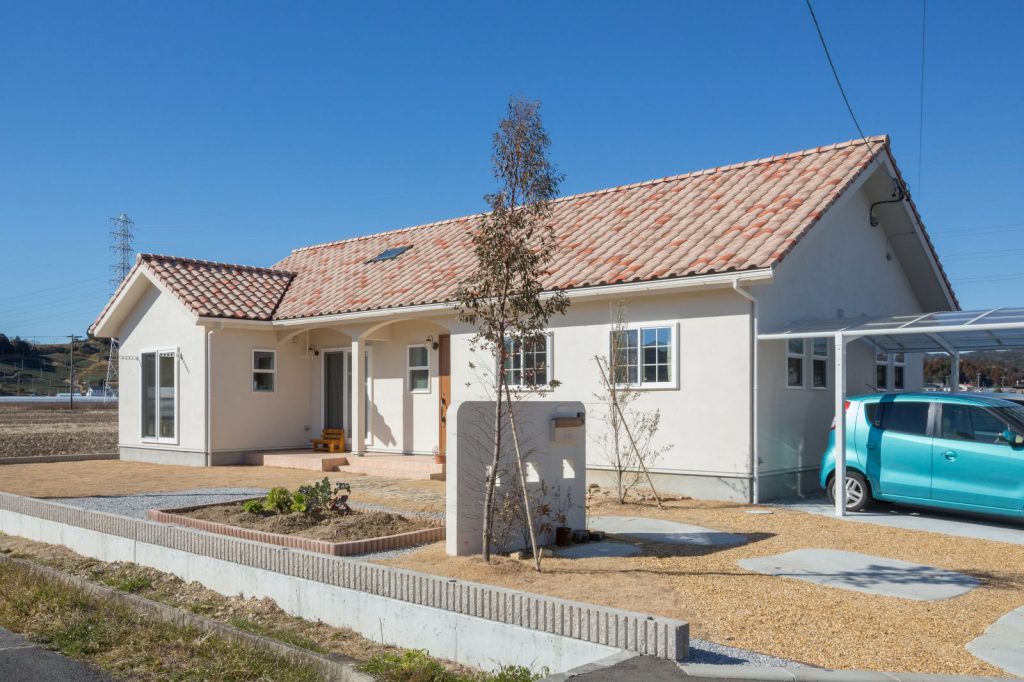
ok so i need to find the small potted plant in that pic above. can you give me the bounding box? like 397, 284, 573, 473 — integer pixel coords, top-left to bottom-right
554, 487, 573, 546
433, 446, 445, 465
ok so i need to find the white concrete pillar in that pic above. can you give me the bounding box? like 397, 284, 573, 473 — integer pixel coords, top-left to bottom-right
351, 337, 366, 455
834, 333, 847, 518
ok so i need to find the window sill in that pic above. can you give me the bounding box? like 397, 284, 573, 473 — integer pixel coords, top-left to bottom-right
613, 383, 679, 391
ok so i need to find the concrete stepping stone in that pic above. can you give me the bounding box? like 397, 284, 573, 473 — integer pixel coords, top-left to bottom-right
738, 549, 978, 601
590, 516, 746, 546
555, 541, 642, 559
967, 604, 1024, 675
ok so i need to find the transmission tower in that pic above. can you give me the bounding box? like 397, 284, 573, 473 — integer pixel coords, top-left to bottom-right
104, 213, 134, 400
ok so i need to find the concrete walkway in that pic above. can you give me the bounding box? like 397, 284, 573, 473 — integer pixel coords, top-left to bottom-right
590, 516, 746, 546
0, 628, 111, 681
775, 496, 1024, 546
968, 604, 1024, 676
738, 549, 978, 601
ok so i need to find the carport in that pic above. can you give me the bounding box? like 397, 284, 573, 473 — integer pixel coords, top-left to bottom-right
760, 308, 1024, 516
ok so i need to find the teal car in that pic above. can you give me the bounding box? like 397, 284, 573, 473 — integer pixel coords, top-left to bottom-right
820, 393, 1024, 516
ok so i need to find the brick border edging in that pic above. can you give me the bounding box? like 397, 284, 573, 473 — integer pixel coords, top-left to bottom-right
146, 506, 445, 556
0, 553, 370, 682
0, 492, 688, 660
0, 453, 118, 466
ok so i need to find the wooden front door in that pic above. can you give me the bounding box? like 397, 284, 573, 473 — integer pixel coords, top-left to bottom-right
438, 334, 451, 456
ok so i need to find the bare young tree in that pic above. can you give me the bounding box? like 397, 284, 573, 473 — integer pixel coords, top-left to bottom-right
592, 301, 669, 504
455, 96, 568, 566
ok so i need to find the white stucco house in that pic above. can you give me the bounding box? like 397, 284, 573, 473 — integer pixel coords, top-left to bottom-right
90, 135, 956, 502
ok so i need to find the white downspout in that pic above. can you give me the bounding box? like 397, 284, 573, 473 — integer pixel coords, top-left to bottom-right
733, 280, 760, 504
206, 322, 223, 467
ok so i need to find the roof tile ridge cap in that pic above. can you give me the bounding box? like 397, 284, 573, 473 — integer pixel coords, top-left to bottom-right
288, 135, 891, 256
290, 212, 488, 254
141, 253, 295, 277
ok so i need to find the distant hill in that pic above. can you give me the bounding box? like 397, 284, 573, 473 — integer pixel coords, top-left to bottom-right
0, 335, 111, 396
925, 350, 1024, 389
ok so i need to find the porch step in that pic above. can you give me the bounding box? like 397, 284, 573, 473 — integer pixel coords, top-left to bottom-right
339, 455, 445, 481
260, 452, 348, 472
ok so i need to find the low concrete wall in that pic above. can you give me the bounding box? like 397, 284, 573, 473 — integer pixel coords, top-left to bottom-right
0, 493, 687, 672
0, 453, 118, 466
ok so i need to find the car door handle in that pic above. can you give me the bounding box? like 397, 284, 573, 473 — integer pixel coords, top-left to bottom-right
943, 451, 957, 461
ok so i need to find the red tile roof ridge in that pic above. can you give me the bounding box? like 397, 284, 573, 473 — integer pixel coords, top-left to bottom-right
289, 135, 890, 255
140, 253, 295, 277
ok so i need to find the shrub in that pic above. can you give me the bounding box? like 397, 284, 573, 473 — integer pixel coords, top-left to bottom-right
289, 492, 308, 514
242, 499, 263, 515
263, 487, 293, 514
295, 478, 351, 515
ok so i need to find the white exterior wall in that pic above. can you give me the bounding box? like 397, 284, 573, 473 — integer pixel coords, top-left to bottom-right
208, 327, 314, 459
754, 173, 929, 499
116, 283, 208, 464
449, 289, 754, 500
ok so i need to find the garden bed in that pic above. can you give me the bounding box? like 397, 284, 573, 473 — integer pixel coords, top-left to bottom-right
148, 500, 444, 556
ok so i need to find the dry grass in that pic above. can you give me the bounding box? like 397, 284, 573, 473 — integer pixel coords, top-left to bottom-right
379, 495, 1024, 676
0, 404, 117, 458
0, 459, 444, 512
0, 533, 481, 678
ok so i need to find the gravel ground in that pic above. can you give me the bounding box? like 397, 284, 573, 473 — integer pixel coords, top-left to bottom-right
684, 637, 804, 667
50, 488, 268, 519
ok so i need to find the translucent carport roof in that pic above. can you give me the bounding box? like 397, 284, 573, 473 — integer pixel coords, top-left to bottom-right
759, 308, 1024, 353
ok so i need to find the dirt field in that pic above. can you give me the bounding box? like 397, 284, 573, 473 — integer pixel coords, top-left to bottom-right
181, 503, 436, 542
380, 495, 1024, 677
0, 403, 117, 458
0, 459, 445, 512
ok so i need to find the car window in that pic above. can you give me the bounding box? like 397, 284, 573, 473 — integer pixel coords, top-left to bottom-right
877, 402, 930, 436
940, 404, 1009, 444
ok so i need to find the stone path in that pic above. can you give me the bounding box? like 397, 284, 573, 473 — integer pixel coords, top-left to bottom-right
738, 549, 979, 601
967, 603, 1024, 676
52, 488, 267, 519
555, 541, 642, 559
590, 516, 746, 546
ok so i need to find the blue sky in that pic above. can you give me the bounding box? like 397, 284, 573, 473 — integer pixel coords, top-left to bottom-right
1, 0, 1022, 340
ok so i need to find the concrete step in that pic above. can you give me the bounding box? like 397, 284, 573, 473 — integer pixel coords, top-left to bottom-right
339, 456, 445, 481
261, 453, 349, 472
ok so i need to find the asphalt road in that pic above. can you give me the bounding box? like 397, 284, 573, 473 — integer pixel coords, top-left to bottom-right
0, 627, 111, 681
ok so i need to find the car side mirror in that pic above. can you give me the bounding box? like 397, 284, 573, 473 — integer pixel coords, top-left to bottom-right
1002, 429, 1024, 446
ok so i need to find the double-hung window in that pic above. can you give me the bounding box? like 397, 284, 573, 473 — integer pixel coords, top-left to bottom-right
504, 334, 551, 387
786, 339, 805, 388
876, 352, 889, 390
141, 349, 177, 441
252, 350, 276, 392
610, 325, 674, 388
811, 338, 829, 389
892, 353, 906, 391
408, 345, 430, 392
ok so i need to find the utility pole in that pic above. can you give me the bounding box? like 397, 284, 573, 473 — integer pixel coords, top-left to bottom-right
69, 335, 75, 410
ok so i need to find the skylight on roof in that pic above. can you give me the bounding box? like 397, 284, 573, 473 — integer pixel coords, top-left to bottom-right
366, 245, 412, 264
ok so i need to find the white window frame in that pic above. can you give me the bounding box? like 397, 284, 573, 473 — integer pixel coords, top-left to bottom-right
407, 344, 431, 394
811, 337, 829, 390
876, 351, 890, 391
503, 332, 555, 389
785, 339, 806, 389
252, 349, 276, 393
892, 352, 906, 391
140, 347, 179, 444
608, 323, 679, 390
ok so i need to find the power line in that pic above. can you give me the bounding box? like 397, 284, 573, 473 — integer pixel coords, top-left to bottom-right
805, 0, 868, 142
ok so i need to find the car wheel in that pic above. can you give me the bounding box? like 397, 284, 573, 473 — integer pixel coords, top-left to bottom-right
827, 470, 871, 512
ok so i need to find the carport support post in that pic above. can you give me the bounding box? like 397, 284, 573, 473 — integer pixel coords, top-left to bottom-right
351, 337, 366, 455
950, 351, 960, 393
834, 333, 847, 517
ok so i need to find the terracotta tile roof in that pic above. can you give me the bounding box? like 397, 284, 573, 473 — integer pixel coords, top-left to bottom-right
92, 135, 955, 331
92, 254, 295, 328
273, 135, 952, 319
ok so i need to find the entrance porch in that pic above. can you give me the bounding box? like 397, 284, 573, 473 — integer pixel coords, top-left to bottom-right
246, 449, 446, 480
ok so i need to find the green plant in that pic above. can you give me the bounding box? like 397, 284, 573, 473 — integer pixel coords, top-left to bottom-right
361, 649, 454, 681
104, 574, 153, 594
241, 499, 263, 515
294, 478, 352, 515
263, 487, 293, 514
491, 664, 548, 682
289, 492, 308, 514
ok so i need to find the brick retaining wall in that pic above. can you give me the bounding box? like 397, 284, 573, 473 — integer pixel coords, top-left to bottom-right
0, 492, 688, 660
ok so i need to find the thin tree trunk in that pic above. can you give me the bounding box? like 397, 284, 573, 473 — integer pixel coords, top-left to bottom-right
503, 382, 542, 572
481, 371, 504, 562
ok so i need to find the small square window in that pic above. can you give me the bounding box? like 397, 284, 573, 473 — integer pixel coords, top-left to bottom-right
252, 350, 276, 392
786, 339, 806, 388
408, 345, 430, 393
